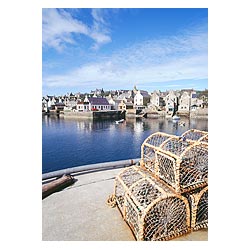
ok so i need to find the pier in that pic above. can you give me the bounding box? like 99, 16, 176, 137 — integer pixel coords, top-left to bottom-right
42, 160, 208, 241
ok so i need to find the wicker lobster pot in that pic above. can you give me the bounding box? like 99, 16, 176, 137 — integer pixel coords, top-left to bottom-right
183, 186, 208, 231
198, 134, 208, 143
140, 132, 176, 173
115, 165, 191, 241
181, 129, 208, 143
141, 135, 208, 193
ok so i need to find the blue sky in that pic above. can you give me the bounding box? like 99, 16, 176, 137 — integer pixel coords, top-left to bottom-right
42, 8, 208, 96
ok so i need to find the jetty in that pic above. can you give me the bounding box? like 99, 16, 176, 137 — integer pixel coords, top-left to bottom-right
42, 159, 208, 241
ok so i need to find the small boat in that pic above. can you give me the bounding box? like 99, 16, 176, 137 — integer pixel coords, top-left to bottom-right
172, 115, 180, 121
115, 119, 125, 124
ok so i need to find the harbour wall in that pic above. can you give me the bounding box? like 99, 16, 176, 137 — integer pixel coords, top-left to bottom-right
190, 108, 208, 118
61, 110, 125, 119
42, 158, 141, 181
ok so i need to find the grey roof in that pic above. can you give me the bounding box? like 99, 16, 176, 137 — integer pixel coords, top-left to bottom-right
55, 102, 65, 106
88, 97, 110, 105
140, 90, 150, 97
117, 92, 131, 100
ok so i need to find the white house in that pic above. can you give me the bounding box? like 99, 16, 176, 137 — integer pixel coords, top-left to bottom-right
134, 90, 150, 109
165, 90, 178, 112
150, 91, 160, 107
179, 91, 190, 111
77, 96, 112, 112
42, 97, 48, 112
134, 90, 143, 106
106, 94, 116, 109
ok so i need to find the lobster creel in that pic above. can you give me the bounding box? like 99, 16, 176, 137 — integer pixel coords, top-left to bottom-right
114, 165, 191, 241
181, 129, 208, 143
183, 186, 208, 231
141, 133, 208, 193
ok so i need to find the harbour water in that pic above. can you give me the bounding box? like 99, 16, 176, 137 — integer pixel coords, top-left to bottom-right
42, 115, 208, 174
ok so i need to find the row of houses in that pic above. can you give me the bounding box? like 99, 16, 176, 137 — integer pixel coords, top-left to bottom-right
42, 86, 208, 114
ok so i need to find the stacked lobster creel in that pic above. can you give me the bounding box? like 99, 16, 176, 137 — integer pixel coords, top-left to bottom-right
113, 129, 208, 240
115, 165, 191, 240
182, 186, 208, 231
177, 129, 208, 231
141, 129, 208, 232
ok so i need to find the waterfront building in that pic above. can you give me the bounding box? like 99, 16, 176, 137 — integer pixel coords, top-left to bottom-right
134, 90, 150, 110
118, 100, 134, 111
113, 99, 121, 110
200, 95, 208, 108
178, 91, 190, 113
106, 94, 116, 110
64, 100, 77, 110
190, 91, 198, 107
77, 96, 112, 112
47, 96, 56, 110
42, 88, 208, 115
150, 91, 160, 107
55, 102, 65, 111
165, 90, 178, 113
42, 97, 49, 112
189, 91, 200, 110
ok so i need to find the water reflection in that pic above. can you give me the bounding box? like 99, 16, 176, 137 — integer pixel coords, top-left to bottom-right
42, 115, 208, 173
76, 119, 93, 132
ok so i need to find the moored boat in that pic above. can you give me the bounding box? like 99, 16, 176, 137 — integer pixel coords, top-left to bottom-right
172, 115, 180, 121
115, 119, 125, 124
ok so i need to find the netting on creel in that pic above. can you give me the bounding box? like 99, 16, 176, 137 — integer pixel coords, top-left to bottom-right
140, 132, 208, 193
159, 136, 194, 156
114, 166, 191, 241
111, 129, 208, 241
181, 129, 208, 143
140, 130, 208, 174
157, 140, 208, 193
140, 132, 174, 172
115, 166, 144, 216
198, 134, 208, 143
183, 186, 208, 231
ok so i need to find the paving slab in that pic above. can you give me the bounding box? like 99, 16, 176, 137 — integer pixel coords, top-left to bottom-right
42, 168, 207, 241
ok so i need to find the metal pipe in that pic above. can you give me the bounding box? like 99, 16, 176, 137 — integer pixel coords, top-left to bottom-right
42, 158, 141, 180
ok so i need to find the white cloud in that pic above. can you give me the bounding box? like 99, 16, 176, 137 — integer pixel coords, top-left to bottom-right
43, 24, 207, 90
42, 9, 111, 51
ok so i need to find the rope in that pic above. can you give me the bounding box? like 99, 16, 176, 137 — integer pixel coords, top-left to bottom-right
106, 194, 117, 208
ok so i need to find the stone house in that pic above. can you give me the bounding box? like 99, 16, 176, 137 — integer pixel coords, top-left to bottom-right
118, 100, 134, 111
